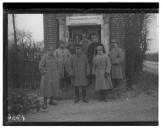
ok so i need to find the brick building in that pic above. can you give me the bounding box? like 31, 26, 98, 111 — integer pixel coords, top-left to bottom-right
43, 14, 128, 53
43, 13, 127, 79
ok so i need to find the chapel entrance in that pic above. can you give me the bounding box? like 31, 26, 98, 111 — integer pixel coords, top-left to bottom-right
68, 25, 101, 45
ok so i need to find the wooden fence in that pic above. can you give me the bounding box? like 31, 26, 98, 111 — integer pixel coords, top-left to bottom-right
8, 55, 41, 89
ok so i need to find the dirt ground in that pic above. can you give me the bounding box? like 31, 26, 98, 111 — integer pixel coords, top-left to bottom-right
24, 81, 158, 122
23, 62, 158, 122
24, 92, 158, 122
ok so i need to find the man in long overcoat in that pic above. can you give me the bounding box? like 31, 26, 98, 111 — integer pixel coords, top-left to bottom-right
109, 40, 124, 88
39, 46, 59, 109
54, 41, 72, 90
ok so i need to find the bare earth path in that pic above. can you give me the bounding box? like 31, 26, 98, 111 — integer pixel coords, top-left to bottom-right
24, 62, 158, 122
24, 91, 158, 122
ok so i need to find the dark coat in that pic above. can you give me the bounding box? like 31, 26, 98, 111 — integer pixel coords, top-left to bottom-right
71, 54, 90, 86
87, 42, 99, 66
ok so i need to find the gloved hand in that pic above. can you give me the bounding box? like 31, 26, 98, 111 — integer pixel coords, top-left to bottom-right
104, 72, 110, 79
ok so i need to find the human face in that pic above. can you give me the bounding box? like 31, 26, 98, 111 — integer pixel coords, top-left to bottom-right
111, 43, 117, 49
76, 35, 79, 40
92, 35, 98, 42
97, 46, 103, 55
76, 47, 82, 55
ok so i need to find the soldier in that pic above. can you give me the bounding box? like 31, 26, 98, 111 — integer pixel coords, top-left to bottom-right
39, 46, 59, 109
54, 41, 72, 91
71, 44, 90, 103
109, 40, 124, 88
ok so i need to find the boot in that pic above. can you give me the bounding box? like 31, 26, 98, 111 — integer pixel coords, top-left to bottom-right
74, 87, 79, 103
112, 79, 119, 89
102, 90, 108, 102
43, 97, 47, 109
82, 86, 88, 103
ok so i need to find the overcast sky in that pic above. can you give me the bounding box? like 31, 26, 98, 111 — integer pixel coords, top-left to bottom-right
8, 14, 158, 53
147, 14, 159, 53
8, 14, 44, 42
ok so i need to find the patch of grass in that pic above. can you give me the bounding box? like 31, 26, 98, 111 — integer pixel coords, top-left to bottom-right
126, 71, 158, 97
7, 87, 42, 116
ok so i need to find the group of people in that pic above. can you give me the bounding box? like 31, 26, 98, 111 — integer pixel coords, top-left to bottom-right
39, 34, 124, 109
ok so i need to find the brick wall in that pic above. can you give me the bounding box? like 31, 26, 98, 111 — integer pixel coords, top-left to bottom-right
43, 14, 58, 50
43, 14, 128, 50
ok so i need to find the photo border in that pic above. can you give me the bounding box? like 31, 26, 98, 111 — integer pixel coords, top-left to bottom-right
3, 2, 159, 126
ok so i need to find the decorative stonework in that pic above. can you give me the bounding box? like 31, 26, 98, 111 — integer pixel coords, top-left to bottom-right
66, 15, 103, 26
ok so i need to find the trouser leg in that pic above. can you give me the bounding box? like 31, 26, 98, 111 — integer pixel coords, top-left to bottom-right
65, 77, 71, 89
112, 79, 119, 88
82, 86, 86, 100
100, 90, 107, 101
60, 77, 65, 90
74, 87, 79, 100
89, 66, 93, 84
43, 97, 47, 109
82, 86, 89, 103
102, 90, 107, 101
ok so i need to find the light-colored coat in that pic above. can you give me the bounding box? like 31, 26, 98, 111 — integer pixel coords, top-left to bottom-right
93, 54, 113, 91
71, 54, 90, 86
39, 53, 59, 97
54, 48, 72, 78
109, 47, 124, 79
